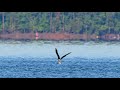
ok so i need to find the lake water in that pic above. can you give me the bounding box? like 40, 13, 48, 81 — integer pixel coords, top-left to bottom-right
0, 40, 120, 78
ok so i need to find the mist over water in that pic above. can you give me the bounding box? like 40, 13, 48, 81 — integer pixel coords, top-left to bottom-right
0, 40, 120, 78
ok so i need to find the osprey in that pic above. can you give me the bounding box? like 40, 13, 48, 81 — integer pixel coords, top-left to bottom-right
55, 48, 71, 64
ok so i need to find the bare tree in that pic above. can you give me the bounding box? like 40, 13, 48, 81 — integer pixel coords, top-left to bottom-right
50, 12, 53, 32
62, 12, 65, 32
2, 12, 4, 33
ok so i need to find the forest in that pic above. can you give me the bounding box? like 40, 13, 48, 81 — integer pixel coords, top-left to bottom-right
0, 12, 120, 36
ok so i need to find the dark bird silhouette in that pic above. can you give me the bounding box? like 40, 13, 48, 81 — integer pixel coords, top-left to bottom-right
55, 48, 71, 64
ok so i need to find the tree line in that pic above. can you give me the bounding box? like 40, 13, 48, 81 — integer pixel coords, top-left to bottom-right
0, 12, 120, 35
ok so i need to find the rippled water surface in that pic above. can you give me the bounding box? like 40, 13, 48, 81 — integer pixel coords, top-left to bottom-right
0, 40, 120, 78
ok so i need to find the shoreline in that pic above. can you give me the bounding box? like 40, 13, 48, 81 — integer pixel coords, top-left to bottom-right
0, 32, 120, 41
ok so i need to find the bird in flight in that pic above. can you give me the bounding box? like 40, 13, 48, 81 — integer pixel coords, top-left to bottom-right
55, 48, 71, 64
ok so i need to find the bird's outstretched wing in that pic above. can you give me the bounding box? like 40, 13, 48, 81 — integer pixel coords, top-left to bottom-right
55, 48, 60, 59
61, 52, 71, 60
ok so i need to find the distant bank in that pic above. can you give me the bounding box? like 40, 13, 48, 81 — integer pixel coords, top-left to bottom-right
0, 32, 120, 41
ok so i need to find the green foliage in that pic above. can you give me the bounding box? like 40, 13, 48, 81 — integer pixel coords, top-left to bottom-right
0, 12, 120, 35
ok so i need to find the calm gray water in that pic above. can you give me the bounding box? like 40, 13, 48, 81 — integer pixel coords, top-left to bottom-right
0, 40, 120, 78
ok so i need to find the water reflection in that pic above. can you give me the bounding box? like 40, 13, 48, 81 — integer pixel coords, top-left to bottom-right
0, 40, 120, 59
